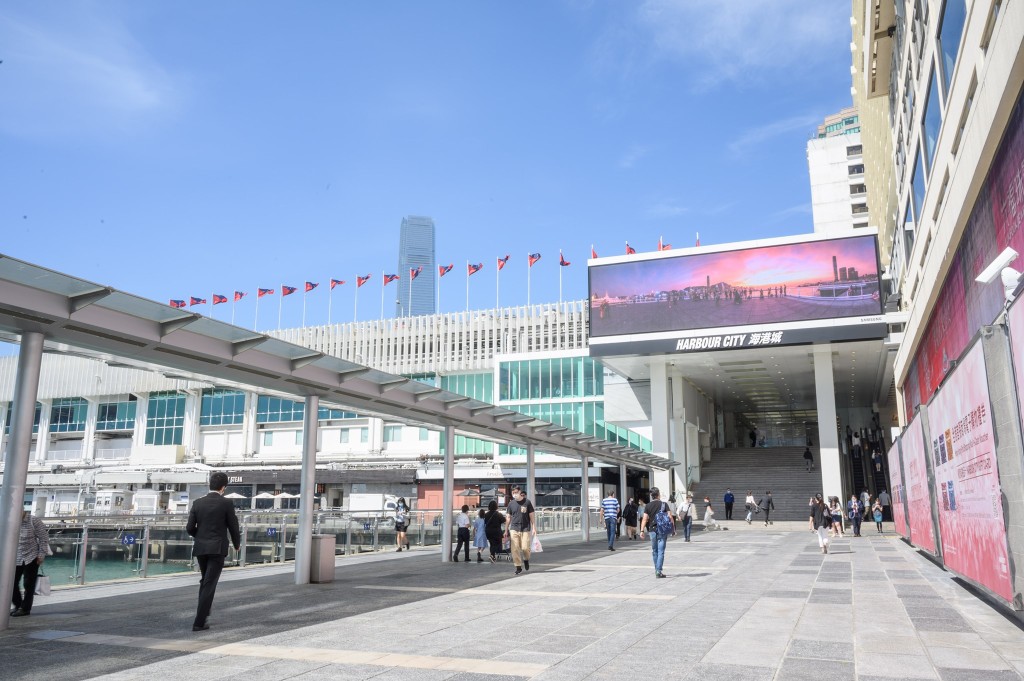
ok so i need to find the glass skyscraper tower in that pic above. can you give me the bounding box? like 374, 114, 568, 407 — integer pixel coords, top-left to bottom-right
396, 215, 436, 317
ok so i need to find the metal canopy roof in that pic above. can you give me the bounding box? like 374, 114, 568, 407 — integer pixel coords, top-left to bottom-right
0, 253, 674, 470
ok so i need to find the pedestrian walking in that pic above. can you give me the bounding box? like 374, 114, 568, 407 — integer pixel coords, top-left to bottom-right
639, 487, 675, 578
601, 490, 621, 551
803, 447, 814, 472
677, 493, 695, 542
872, 499, 885, 534
504, 486, 536, 575
847, 494, 863, 537
807, 496, 817, 532
758, 491, 775, 526
186, 471, 241, 632
473, 509, 488, 562
484, 500, 505, 563
452, 504, 471, 562
723, 489, 735, 520
703, 496, 718, 530
828, 496, 845, 537
860, 489, 871, 519
395, 497, 411, 552
9, 505, 50, 618
744, 491, 757, 524
878, 489, 891, 521
812, 494, 832, 554
623, 498, 639, 539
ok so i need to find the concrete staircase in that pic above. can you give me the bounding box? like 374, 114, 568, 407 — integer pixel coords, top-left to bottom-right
689, 447, 823, 521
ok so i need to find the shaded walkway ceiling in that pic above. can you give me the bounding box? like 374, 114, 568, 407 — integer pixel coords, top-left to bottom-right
0, 253, 673, 470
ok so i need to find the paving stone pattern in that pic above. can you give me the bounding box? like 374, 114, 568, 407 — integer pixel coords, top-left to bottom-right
3, 526, 1024, 680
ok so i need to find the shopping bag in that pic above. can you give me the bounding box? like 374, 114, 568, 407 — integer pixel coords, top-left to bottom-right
34, 572, 51, 596
502, 537, 511, 551
531, 535, 543, 553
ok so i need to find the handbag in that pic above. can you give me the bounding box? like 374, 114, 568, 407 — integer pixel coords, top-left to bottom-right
34, 570, 51, 597
531, 535, 543, 553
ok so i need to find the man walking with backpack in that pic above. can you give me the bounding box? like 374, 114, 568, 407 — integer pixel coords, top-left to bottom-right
639, 487, 675, 578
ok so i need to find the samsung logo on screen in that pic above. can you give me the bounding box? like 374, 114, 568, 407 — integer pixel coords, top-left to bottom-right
676, 331, 784, 351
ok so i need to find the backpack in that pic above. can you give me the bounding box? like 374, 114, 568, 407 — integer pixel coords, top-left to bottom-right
651, 501, 674, 536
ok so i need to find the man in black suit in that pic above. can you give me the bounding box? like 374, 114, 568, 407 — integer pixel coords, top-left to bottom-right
186, 471, 240, 632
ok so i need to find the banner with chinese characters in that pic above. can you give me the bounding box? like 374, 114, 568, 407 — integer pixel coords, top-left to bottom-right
902, 413, 936, 554
888, 438, 908, 539
927, 341, 1012, 602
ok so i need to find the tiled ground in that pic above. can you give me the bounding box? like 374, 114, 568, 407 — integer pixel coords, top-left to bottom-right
4, 525, 1024, 680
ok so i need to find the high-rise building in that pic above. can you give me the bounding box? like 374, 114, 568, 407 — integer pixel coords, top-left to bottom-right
807, 107, 870, 233
396, 216, 436, 317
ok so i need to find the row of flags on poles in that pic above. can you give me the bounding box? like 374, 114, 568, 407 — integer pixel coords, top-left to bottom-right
167, 233, 701, 310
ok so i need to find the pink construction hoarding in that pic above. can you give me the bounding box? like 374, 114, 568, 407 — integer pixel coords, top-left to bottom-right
888, 442, 908, 539
903, 414, 936, 554
928, 342, 1013, 602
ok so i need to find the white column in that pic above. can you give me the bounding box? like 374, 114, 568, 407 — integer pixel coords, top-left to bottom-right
132, 394, 148, 456
814, 345, 842, 501
442, 426, 454, 563
670, 372, 687, 493
242, 392, 259, 455
34, 399, 50, 464
82, 398, 98, 463
294, 395, 318, 585
0, 332, 44, 631
618, 463, 627, 503
182, 390, 202, 457
580, 456, 590, 541
649, 360, 671, 492
526, 443, 536, 500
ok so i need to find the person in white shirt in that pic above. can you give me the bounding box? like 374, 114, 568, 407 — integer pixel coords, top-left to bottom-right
452, 505, 471, 562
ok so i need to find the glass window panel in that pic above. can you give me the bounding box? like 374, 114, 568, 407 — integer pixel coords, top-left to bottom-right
904, 202, 917, 260
938, 0, 967, 95
295, 431, 303, 446
360, 428, 368, 443
340, 429, 350, 443
911, 148, 926, 220
145, 392, 185, 446
263, 431, 273, 446
419, 427, 429, 441
923, 69, 942, 172
200, 389, 245, 426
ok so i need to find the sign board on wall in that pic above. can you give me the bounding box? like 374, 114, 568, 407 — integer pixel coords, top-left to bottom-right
888, 441, 908, 539
902, 413, 937, 554
927, 341, 1013, 602
589, 234, 883, 345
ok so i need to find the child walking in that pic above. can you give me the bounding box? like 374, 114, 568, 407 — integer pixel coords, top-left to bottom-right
473, 509, 488, 562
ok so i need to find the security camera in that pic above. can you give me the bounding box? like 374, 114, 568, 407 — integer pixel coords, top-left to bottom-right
975, 247, 1018, 284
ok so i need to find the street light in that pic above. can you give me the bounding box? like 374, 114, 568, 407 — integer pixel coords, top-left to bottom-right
975, 247, 1022, 302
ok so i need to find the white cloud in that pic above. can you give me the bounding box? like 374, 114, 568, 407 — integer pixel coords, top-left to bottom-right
645, 199, 689, 218
772, 202, 812, 217
727, 114, 822, 155
619, 145, 649, 169
633, 0, 849, 86
0, 10, 182, 138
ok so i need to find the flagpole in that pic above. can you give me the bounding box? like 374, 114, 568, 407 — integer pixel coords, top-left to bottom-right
527, 253, 532, 308
231, 297, 236, 326
380, 270, 385, 320
436, 269, 440, 314
496, 259, 500, 309
328, 285, 333, 325
408, 271, 412, 317
278, 287, 283, 330
254, 289, 260, 331
559, 262, 563, 304
354, 284, 358, 322
465, 261, 470, 311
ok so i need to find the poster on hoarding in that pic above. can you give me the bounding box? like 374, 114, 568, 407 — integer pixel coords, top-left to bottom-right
927, 341, 1013, 602
888, 440, 908, 539
902, 413, 937, 554
588, 235, 882, 338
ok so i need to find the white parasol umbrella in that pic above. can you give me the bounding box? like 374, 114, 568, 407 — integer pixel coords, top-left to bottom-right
224, 493, 248, 499
253, 492, 276, 499
277, 492, 298, 498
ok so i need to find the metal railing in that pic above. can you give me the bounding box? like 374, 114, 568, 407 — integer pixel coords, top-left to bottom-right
37, 507, 590, 586
94, 448, 131, 460
45, 449, 84, 461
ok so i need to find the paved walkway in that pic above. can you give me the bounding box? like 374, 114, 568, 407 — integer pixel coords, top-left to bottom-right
4, 523, 1024, 681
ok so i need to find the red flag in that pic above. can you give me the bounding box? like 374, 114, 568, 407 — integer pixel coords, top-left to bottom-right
468, 263, 483, 276
305, 281, 318, 292
696, 231, 700, 247
528, 252, 542, 267
281, 285, 297, 296
559, 251, 570, 267
330, 279, 345, 289
384, 273, 399, 285
189, 296, 206, 306
409, 266, 422, 281
497, 255, 510, 271
658, 237, 672, 251
258, 288, 274, 298
625, 242, 636, 255
234, 291, 247, 301
357, 274, 371, 287
591, 246, 598, 259
169, 299, 186, 308
212, 294, 228, 305
438, 264, 454, 277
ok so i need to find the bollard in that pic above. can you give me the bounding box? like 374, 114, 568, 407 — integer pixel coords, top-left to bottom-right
239, 522, 247, 568
140, 523, 151, 578
76, 525, 89, 585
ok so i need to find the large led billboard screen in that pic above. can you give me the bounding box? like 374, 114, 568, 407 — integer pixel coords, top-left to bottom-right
588, 234, 882, 339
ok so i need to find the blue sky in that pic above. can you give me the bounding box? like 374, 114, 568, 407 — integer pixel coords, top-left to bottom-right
0, 1, 854, 329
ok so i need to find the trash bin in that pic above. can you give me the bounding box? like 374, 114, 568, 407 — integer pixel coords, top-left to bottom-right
309, 534, 336, 583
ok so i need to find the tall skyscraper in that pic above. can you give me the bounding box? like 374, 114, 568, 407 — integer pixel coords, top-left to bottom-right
396, 215, 436, 317
806, 107, 869, 233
